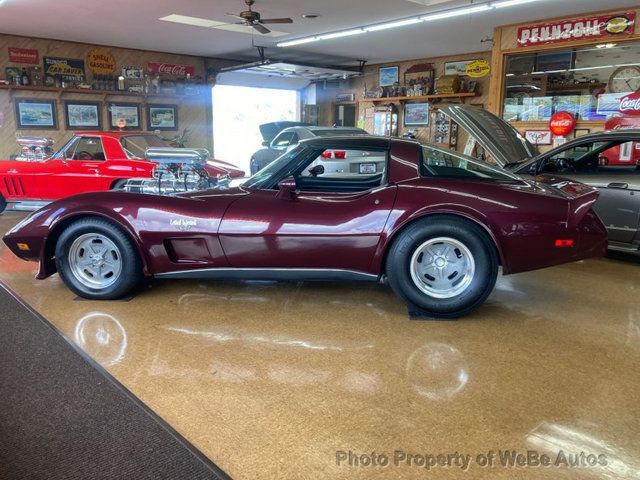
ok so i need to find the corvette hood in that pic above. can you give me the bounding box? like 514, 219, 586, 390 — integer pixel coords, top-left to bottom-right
439, 105, 537, 167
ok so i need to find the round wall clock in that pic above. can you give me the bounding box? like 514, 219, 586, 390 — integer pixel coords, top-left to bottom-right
608, 65, 640, 94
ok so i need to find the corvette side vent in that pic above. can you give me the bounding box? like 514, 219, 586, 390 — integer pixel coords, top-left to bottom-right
2, 176, 26, 197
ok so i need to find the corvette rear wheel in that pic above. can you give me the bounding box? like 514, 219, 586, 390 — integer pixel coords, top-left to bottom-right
55, 218, 142, 300
386, 216, 498, 319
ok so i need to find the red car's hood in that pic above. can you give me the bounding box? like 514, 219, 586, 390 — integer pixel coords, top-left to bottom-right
205, 158, 245, 178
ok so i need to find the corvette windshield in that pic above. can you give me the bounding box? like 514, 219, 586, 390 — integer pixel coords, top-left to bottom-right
421, 145, 518, 180
243, 147, 306, 189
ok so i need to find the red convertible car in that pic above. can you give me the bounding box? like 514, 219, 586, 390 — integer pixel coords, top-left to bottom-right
4, 136, 607, 318
0, 131, 244, 212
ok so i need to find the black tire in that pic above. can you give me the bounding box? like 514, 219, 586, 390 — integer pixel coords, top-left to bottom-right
110, 179, 128, 191
386, 216, 498, 319
0, 194, 6, 214
55, 217, 143, 300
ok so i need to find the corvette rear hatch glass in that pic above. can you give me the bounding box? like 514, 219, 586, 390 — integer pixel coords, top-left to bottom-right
439, 105, 537, 168
421, 145, 519, 180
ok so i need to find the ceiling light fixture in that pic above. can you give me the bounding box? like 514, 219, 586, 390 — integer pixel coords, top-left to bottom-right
318, 28, 365, 40
365, 18, 422, 32
420, 4, 492, 21
493, 0, 542, 7
276, 0, 546, 48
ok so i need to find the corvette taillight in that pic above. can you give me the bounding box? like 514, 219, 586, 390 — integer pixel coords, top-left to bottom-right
321, 150, 347, 160
555, 239, 575, 248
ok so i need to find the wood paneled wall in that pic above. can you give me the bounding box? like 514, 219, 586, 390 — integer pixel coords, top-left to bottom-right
316, 51, 491, 145
0, 34, 222, 158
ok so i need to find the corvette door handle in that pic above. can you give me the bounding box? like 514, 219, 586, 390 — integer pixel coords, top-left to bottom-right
607, 182, 628, 189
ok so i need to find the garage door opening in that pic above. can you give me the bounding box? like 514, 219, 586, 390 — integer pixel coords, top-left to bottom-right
212, 85, 300, 175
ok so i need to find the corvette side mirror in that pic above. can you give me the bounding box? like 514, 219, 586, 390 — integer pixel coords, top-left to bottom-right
276, 176, 298, 201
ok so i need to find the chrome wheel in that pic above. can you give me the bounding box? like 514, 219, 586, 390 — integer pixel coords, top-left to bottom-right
410, 237, 475, 299
68, 233, 123, 290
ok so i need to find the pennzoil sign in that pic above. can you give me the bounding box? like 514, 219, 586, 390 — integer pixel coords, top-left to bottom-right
517, 12, 636, 47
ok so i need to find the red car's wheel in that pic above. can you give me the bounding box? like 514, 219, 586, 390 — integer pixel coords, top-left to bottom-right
54, 217, 143, 300
386, 216, 498, 319
0, 194, 6, 214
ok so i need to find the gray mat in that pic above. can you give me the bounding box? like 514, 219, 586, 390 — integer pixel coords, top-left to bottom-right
0, 284, 231, 480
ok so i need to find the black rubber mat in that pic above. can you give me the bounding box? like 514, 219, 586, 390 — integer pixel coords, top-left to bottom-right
0, 284, 231, 480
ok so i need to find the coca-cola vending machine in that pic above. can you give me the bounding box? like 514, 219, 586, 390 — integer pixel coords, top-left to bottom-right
601, 116, 640, 166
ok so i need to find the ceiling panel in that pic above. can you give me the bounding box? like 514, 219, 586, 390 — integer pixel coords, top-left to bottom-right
0, 0, 637, 65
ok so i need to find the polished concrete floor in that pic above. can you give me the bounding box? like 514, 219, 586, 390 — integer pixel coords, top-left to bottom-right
1, 211, 639, 480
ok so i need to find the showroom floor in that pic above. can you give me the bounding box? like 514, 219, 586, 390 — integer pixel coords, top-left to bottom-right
1, 211, 639, 480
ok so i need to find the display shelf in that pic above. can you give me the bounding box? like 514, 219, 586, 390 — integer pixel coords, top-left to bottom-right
358, 92, 478, 105
0, 83, 199, 101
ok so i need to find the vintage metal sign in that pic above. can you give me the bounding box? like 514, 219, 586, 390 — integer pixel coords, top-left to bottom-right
549, 111, 577, 137
122, 65, 144, 79
8, 47, 39, 64
465, 59, 490, 78
147, 62, 195, 77
43, 57, 85, 82
619, 91, 640, 115
86, 48, 116, 75
517, 12, 636, 47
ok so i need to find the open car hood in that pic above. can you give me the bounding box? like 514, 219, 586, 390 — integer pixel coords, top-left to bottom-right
439, 105, 537, 167
259, 121, 310, 143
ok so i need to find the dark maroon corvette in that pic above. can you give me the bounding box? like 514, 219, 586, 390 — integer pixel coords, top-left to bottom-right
4, 135, 607, 318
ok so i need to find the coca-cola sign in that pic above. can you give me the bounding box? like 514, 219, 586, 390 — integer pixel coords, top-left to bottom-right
147, 62, 195, 77
548, 111, 576, 137
619, 91, 640, 115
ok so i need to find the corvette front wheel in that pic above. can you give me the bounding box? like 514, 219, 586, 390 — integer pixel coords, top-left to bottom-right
386, 216, 498, 319
0, 194, 6, 214
55, 218, 143, 300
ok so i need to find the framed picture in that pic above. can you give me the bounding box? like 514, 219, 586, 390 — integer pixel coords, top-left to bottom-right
64, 101, 102, 130
108, 103, 140, 130
147, 104, 178, 131
379, 66, 399, 87
444, 60, 472, 76
524, 130, 552, 145
15, 98, 57, 129
404, 102, 430, 126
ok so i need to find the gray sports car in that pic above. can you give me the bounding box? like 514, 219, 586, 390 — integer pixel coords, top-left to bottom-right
442, 106, 640, 255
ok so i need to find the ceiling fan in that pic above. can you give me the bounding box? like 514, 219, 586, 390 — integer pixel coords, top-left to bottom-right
226, 0, 293, 35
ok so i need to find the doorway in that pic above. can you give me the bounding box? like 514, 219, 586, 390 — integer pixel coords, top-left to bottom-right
212, 85, 300, 175
334, 104, 356, 127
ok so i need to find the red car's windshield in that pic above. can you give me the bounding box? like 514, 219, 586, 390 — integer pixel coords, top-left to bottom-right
120, 135, 167, 158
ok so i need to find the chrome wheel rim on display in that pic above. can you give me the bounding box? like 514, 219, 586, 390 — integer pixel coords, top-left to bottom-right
410, 237, 475, 299
68, 233, 123, 289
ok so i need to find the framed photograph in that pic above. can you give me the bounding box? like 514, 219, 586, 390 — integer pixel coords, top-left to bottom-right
147, 104, 178, 131
444, 60, 472, 76
15, 98, 57, 129
379, 66, 399, 87
64, 101, 101, 130
108, 103, 141, 130
404, 102, 430, 127
524, 130, 552, 145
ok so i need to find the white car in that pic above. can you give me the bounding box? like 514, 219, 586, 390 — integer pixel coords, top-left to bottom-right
251, 125, 385, 176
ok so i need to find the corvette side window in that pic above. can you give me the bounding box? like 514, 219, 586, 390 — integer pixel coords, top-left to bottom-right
71, 137, 106, 161
295, 148, 388, 193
